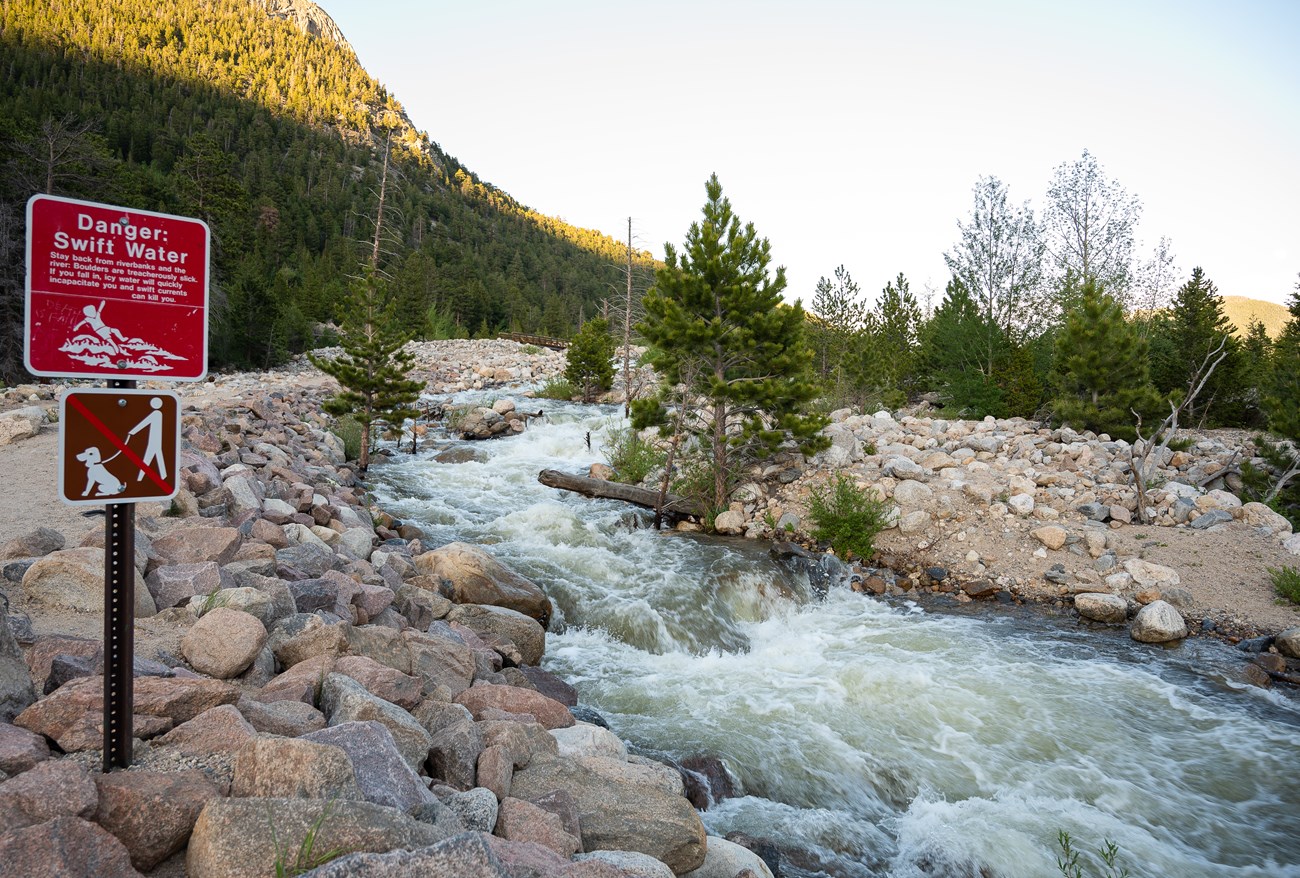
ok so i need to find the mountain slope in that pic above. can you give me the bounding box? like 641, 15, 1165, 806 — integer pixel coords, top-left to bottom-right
0, 0, 652, 380
1222, 296, 1292, 339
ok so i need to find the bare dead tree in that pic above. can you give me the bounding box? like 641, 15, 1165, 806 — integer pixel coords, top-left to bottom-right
607, 217, 655, 417
8, 114, 107, 196
1131, 336, 1229, 522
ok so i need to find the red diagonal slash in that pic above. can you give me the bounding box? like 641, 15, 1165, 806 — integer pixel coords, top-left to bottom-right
67, 394, 172, 495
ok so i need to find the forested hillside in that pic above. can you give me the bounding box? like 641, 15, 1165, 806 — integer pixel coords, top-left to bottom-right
0, 0, 652, 381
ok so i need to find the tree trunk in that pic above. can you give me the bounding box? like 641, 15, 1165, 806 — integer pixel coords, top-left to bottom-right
538, 469, 704, 519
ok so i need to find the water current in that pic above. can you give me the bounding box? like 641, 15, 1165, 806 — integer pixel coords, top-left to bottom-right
371, 395, 1300, 878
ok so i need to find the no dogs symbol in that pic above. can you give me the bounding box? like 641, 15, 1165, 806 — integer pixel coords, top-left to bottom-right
58, 389, 180, 506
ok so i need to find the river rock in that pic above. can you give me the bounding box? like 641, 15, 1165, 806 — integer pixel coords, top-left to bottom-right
551, 721, 628, 760
456, 683, 575, 730
155, 704, 256, 756
1129, 600, 1188, 643
1276, 627, 1300, 659
0, 604, 35, 722
231, 737, 363, 801
0, 758, 97, 831
267, 613, 350, 668
683, 835, 776, 878
893, 480, 934, 508
479, 719, 559, 769
713, 510, 745, 535
181, 607, 267, 678
1123, 559, 1180, 590
575, 850, 676, 877
150, 526, 242, 570
148, 561, 233, 610
21, 548, 156, 617
304, 831, 510, 878
334, 655, 421, 710
518, 666, 579, 707
236, 695, 326, 736
0, 816, 143, 878
495, 795, 581, 857
186, 797, 444, 878
1074, 593, 1128, 624
0, 406, 45, 445
0, 526, 65, 560
510, 752, 707, 873
320, 673, 433, 772
303, 721, 434, 811
476, 744, 514, 800
1031, 526, 1067, 551
0, 721, 49, 773
94, 769, 220, 870
412, 542, 552, 623
447, 604, 546, 667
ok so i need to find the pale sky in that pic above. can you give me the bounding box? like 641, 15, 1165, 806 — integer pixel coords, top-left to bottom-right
319, 0, 1299, 307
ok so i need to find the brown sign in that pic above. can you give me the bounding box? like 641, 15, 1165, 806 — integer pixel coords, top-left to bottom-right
58, 389, 179, 505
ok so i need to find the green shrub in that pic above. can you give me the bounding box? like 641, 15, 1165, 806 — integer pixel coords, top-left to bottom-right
1269, 565, 1300, 604
330, 415, 363, 461
807, 474, 889, 560
603, 425, 664, 485
1056, 831, 1130, 878
536, 376, 575, 400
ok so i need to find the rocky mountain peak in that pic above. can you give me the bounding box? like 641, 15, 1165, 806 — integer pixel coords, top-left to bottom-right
256, 0, 352, 52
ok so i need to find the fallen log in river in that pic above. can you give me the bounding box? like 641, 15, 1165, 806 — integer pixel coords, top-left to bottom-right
537, 469, 706, 519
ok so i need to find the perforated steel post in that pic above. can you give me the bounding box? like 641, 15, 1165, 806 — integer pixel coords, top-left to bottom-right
103, 378, 136, 771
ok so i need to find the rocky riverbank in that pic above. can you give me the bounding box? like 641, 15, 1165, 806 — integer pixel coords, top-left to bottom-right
0, 342, 771, 878
1, 337, 1299, 877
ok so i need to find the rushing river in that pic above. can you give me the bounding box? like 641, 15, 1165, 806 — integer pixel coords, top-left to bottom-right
371, 396, 1300, 878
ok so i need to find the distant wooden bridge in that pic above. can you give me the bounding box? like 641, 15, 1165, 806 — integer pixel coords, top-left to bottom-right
498, 332, 569, 350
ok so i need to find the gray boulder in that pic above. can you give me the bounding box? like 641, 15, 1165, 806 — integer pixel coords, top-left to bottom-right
0, 603, 36, 721
320, 674, 432, 773
1129, 600, 1188, 643
510, 752, 706, 873
411, 543, 551, 623
1073, 593, 1128, 625
303, 721, 435, 811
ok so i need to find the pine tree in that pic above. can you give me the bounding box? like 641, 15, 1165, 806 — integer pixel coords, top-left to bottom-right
1152, 267, 1245, 425
1052, 281, 1160, 440
637, 174, 827, 514
308, 268, 421, 470
1247, 277, 1300, 520
917, 279, 1007, 418
565, 317, 616, 403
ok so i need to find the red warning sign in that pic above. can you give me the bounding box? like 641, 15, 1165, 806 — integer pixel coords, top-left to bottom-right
58, 389, 180, 506
26, 194, 209, 381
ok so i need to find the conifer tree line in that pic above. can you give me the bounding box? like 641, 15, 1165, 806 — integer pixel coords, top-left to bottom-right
0, 0, 654, 384
804, 151, 1291, 438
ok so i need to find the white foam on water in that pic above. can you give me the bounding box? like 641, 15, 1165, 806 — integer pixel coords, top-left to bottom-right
372, 400, 1300, 877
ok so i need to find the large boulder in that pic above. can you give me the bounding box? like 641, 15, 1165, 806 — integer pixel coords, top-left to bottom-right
0, 526, 65, 560
230, 737, 364, 801
0, 603, 36, 722
412, 542, 552, 623
320, 673, 432, 773
146, 561, 233, 610
0, 721, 49, 773
267, 614, 350, 668
15, 675, 238, 751
186, 797, 445, 878
683, 835, 776, 878
403, 628, 476, 700
446, 604, 546, 666
1277, 627, 1300, 660
0, 816, 142, 878
21, 548, 156, 617
181, 607, 267, 679
494, 796, 581, 858
0, 406, 45, 446
0, 758, 97, 831
1129, 600, 1188, 643
455, 683, 575, 730
94, 769, 220, 871
334, 655, 421, 710
1073, 593, 1128, 625
303, 721, 435, 811
510, 752, 707, 873
236, 696, 326, 736
150, 526, 242, 571
1123, 559, 1180, 590
305, 831, 510, 878
155, 704, 257, 757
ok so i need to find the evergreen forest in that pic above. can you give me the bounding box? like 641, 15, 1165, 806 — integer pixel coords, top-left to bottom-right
0, 0, 653, 382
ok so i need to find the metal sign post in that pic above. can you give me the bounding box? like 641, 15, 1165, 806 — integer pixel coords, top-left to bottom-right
104, 379, 135, 770
27, 195, 207, 772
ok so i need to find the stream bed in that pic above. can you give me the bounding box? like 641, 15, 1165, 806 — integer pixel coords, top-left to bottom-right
371, 396, 1300, 878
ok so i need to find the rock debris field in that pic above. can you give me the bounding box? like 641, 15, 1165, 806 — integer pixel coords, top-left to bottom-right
0, 337, 1296, 878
